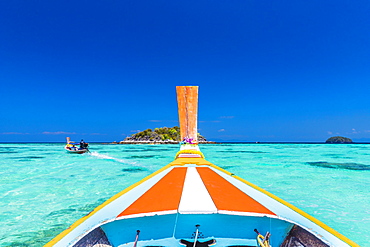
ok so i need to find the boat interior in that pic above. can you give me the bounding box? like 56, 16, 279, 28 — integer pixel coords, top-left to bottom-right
73, 213, 329, 247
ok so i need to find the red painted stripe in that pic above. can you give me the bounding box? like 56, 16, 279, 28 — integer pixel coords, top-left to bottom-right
197, 167, 276, 215
117, 167, 187, 217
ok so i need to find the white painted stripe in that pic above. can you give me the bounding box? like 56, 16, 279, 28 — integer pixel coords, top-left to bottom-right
180, 144, 200, 151
178, 167, 217, 214
218, 210, 279, 218
116, 210, 178, 220
178, 154, 202, 158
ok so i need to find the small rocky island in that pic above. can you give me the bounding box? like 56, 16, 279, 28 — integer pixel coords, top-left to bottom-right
325, 136, 353, 143
115, 126, 214, 144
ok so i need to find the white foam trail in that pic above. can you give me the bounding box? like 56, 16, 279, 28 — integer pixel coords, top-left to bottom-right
89, 152, 139, 166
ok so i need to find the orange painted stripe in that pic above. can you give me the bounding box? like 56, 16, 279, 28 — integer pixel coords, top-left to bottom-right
117, 167, 187, 217
197, 167, 276, 215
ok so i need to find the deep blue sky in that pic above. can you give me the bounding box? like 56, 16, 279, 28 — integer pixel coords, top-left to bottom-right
1, 0, 369, 142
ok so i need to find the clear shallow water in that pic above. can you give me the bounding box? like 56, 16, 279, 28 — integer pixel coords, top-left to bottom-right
0, 143, 369, 246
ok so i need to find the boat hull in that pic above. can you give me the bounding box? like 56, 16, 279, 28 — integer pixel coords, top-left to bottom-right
46, 158, 358, 247
64, 146, 88, 154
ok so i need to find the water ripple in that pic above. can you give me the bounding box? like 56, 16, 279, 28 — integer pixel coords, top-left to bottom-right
307, 162, 370, 171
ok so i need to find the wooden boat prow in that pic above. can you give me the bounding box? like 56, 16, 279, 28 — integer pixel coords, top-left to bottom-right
46, 87, 358, 247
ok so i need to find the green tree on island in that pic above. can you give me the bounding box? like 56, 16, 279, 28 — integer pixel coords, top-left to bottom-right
123, 126, 207, 142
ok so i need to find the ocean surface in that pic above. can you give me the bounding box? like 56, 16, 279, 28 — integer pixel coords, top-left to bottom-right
0, 143, 369, 246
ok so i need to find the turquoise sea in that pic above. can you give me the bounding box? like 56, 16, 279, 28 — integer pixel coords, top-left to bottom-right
0, 143, 369, 246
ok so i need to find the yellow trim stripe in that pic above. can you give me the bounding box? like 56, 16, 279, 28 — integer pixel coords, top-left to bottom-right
45, 163, 174, 246
206, 161, 360, 247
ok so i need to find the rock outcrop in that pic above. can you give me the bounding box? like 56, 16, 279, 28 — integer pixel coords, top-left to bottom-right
325, 136, 353, 143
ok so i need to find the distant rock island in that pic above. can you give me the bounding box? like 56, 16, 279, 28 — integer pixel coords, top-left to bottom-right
325, 136, 353, 143
115, 126, 214, 144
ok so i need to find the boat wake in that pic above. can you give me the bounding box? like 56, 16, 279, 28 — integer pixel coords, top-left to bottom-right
89, 152, 139, 166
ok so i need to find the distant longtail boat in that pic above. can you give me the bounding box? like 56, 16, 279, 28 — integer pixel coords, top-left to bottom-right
64, 137, 89, 154
46, 86, 358, 247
